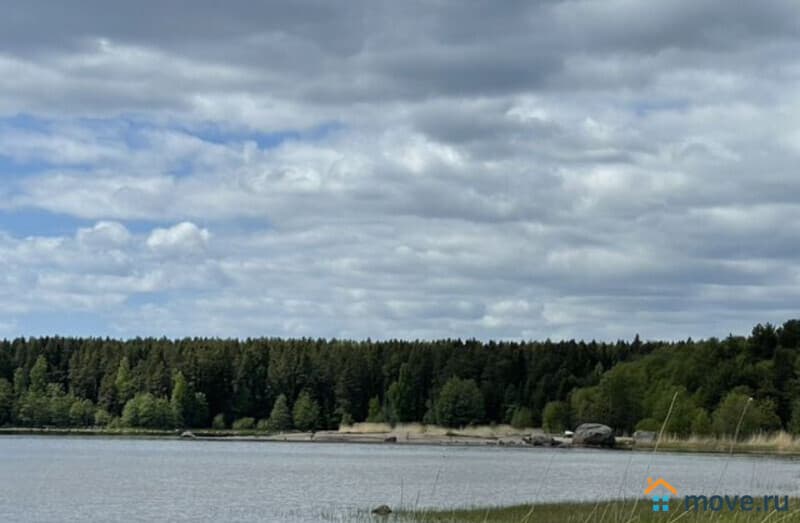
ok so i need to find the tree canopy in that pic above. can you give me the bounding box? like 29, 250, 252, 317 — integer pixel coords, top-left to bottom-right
0, 319, 798, 436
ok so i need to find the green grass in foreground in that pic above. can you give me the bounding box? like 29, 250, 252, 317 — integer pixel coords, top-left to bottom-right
390, 498, 800, 522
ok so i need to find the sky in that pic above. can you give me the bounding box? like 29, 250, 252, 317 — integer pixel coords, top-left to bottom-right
0, 1, 799, 341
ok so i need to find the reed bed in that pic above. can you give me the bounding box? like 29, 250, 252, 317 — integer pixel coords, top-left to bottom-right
635, 431, 800, 455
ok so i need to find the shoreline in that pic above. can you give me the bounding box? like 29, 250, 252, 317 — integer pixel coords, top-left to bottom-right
3, 427, 800, 458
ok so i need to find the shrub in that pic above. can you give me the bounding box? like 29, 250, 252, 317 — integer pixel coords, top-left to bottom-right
94, 408, 113, 427
366, 396, 384, 423
232, 417, 256, 430
121, 393, 175, 429
267, 394, 292, 431
293, 391, 321, 432
635, 418, 660, 432
510, 407, 534, 429
542, 401, 570, 433
434, 377, 484, 428
691, 409, 712, 435
69, 398, 95, 426
340, 411, 354, 427
211, 413, 226, 430
712, 391, 781, 437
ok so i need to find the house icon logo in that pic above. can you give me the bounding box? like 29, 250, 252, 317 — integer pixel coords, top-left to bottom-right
645, 477, 677, 512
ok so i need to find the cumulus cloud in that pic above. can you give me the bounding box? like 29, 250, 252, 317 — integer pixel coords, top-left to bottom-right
146, 222, 210, 255
0, 1, 799, 339
76, 221, 131, 248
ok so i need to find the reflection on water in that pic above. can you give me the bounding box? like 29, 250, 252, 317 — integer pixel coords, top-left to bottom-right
1, 436, 799, 522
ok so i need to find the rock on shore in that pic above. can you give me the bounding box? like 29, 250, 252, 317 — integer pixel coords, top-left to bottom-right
572, 423, 615, 447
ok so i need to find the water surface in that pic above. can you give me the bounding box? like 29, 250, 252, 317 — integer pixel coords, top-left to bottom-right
1, 436, 799, 522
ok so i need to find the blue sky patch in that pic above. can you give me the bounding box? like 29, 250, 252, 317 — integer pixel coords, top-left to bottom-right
0, 209, 90, 237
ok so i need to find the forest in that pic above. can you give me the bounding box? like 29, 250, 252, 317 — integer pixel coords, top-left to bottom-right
1, 319, 799, 437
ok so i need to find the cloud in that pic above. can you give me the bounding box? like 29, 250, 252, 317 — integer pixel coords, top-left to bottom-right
76, 221, 131, 248
0, 1, 799, 340
146, 222, 210, 255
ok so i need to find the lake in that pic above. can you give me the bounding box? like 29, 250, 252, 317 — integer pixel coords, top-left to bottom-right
1, 436, 799, 522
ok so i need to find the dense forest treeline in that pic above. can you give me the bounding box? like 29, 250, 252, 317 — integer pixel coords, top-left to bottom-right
1, 319, 800, 436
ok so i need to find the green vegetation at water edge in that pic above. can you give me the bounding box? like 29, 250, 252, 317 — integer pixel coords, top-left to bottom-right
2, 319, 800, 437
392, 498, 800, 523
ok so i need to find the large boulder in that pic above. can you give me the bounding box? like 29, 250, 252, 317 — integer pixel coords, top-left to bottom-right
633, 430, 656, 444
573, 423, 615, 448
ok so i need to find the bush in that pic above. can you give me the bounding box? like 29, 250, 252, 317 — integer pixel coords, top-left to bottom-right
790, 400, 800, 435
366, 396, 384, 423
340, 411, 354, 427
267, 394, 292, 432
635, 418, 660, 432
232, 417, 256, 430
69, 398, 95, 426
121, 393, 175, 429
542, 401, 570, 433
569, 386, 604, 427
211, 413, 226, 430
691, 409, 712, 435
434, 377, 484, 428
256, 418, 270, 431
48, 388, 73, 427
510, 407, 534, 429
17, 392, 49, 427
94, 408, 113, 427
712, 391, 781, 437
643, 386, 698, 436
292, 391, 321, 431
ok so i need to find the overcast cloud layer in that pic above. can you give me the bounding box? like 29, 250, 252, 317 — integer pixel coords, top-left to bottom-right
1, 1, 799, 340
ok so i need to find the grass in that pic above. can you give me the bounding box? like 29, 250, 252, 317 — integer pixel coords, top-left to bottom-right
383, 401, 800, 522
390, 498, 800, 522
634, 431, 800, 456
0, 426, 288, 438
0, 426, 181, 437
340, 422, 531, 438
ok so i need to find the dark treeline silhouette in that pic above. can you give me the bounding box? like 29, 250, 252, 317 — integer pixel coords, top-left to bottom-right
1, 319, 799, 436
